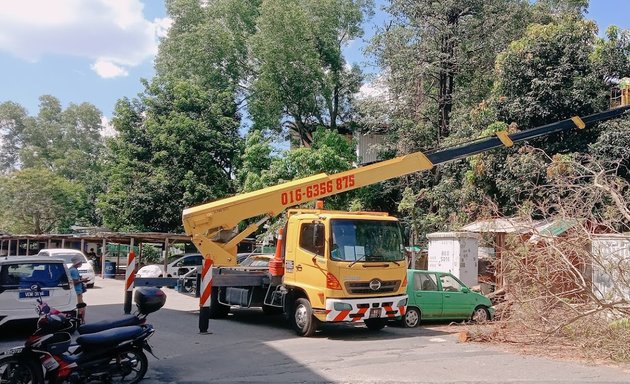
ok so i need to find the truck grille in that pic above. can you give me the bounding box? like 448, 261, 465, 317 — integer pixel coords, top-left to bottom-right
345, 280, 400, 294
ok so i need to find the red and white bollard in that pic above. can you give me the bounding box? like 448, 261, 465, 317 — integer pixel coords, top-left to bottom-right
198, 258, 213, 334
123, 250, 136, 314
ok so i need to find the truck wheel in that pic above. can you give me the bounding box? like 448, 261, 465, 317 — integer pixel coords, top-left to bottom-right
292, 298, 319, 337
208, 287, 230, 319
364, 318, 386, 331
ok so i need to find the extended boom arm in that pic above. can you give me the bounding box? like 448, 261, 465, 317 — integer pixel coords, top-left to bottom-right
183, 106, 630, 266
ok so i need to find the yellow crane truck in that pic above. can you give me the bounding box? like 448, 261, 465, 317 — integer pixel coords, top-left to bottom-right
182, 101, 629, 336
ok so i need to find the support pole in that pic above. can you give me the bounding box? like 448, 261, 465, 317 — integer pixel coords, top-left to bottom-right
101, 239, 107, 278
163, 238, 169, 274
124, 239, 136, 314
198, 258, 213, 334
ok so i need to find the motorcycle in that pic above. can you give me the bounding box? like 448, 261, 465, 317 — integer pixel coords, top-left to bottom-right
0, 284, 166, 384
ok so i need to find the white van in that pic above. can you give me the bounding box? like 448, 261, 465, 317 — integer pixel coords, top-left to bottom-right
0, 256, 78, 327
37, 249, 96, 288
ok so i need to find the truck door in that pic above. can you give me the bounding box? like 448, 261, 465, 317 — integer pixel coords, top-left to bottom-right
291, 221, 328, 309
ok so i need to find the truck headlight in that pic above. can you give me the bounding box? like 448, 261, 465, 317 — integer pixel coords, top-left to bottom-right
396, 298, 407, 307
333, 302, 352, 311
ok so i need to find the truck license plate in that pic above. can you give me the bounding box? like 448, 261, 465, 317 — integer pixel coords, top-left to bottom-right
369, 308, 381, 318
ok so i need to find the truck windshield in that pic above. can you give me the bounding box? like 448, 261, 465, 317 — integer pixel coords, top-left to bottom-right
330, 219, 405, 262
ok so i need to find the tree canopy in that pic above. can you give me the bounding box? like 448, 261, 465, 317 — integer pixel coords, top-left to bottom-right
1, 0, 629, 242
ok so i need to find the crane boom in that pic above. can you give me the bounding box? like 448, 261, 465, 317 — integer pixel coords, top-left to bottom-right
183, 105, 630, 266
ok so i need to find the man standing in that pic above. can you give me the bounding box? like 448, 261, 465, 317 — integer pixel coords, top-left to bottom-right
70, 255, 88, 321
87, 248, 100, 274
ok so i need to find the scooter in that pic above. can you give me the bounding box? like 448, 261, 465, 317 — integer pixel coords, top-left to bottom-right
0, 284, 166, 384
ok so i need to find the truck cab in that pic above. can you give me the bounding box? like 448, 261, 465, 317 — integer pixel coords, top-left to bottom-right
282, 209, 408, 333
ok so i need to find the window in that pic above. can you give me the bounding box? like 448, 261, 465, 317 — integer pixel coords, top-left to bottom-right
414, 272, 438, 291
440, 275, 463, 292
182, 256, 202, 266
299, 223, 325, 256
1, 263, 69, 288
330, 219, 405, 262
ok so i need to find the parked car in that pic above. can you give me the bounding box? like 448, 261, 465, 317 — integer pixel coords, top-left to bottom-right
135, 254, 204, 279
239, 254, 273, 267
136, 264, 164, 278
0, 256, 78, 327
37, 249, 96, 288
401, 269, 494, 328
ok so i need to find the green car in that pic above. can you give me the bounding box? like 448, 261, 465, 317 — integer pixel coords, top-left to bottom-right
402, 269, 494, 328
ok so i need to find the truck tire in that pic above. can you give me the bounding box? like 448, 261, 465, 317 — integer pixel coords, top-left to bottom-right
208, 287, 230, 319
364, 318, 386, 331
292, 298, 319, 337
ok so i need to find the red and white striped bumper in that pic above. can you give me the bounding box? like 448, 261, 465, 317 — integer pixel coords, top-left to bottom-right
324, 294, 407, 322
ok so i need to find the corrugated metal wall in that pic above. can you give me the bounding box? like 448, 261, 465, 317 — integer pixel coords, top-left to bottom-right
355, 133, 386, 164
592, 234, 630, 300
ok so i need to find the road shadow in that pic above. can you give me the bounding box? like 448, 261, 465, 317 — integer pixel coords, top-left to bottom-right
1, 303, 333, 384
222, 307, 453, 341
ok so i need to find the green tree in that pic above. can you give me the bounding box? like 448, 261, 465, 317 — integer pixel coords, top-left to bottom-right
0, 101, 30, 173
589, 116, 630, 179
237, 130, 275, 192
18, 96, 104, 175
156, 0, 259, 90
591, 25, 630, 83
0, 168, 85, 234
494, 19, 605, 134
101, 0, 254, 232
370, 0, 529, 143
0, 96, 105, 226
99, 79, 242, 232
358, 0, 531, 235
239, 129, 356, 209
249, 0, 371, 145
457, 17, 611, 221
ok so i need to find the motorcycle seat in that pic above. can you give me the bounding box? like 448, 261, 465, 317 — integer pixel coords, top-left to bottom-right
76, 325, 144, 347
78, 315, 141, 334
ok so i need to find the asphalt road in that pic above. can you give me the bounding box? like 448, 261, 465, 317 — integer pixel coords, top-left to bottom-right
2, 277, 630, 383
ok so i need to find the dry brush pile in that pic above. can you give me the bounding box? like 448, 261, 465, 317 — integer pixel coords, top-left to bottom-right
472, 154, 630, 362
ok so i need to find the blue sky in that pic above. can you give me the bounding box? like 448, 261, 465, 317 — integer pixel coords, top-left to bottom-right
0, 1, 628, 124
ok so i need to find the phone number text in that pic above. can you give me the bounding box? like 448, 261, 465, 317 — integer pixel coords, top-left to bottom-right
280, 175, 355, 205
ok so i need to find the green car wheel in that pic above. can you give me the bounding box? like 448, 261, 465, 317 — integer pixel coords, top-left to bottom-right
472, 306, 490, 322
403, 307, 420, 328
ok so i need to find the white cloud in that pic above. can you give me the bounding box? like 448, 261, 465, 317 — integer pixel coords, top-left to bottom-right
0, 0, 172, 78
91, 59, 129, 79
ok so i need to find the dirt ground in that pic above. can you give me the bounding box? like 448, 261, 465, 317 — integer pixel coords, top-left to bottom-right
427, 320, 630, 373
